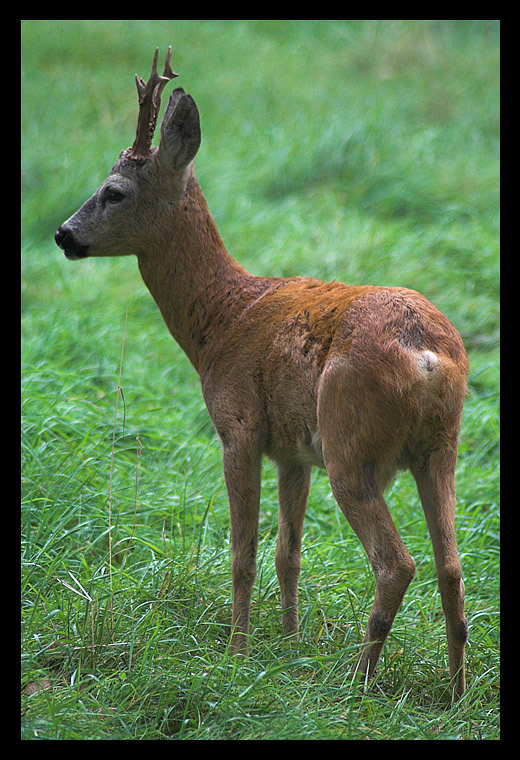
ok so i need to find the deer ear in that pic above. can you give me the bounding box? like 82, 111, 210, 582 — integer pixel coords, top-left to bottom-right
158, 88, 201, 171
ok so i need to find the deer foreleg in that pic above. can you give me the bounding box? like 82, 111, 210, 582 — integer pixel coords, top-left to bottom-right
223, 441, 262, 656
275, 463, 312, 638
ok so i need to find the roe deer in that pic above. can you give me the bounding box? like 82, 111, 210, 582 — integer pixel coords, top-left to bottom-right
55, 47, 468, 698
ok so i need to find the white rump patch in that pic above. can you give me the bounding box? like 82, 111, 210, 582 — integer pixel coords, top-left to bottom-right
416, 349, 439, 374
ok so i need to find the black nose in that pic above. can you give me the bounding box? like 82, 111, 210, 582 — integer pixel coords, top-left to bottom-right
55, 226, 66, 248
55, 226, 89, 259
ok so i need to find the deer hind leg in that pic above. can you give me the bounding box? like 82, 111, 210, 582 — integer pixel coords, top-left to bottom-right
411, 449, 467, 699
275, 463, 312, 638
318, 362, 415, 685
222, 441, 262, 656
327, 471, 416, 683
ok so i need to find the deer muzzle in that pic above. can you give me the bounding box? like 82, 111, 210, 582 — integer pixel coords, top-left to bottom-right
55, 225, 89, 260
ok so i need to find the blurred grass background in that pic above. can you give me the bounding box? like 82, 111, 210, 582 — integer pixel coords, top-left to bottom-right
22, 20, 499, 740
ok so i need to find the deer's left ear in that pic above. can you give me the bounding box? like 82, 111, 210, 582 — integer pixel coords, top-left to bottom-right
158, 88, 201, 172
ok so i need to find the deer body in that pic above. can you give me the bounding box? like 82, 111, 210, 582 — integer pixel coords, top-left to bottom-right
56, 49, 468, 698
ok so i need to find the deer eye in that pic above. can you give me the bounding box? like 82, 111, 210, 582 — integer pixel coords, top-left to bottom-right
105, 189, 125, 204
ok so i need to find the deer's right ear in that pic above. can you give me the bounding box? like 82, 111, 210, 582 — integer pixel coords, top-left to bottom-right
158, 88, 201, 172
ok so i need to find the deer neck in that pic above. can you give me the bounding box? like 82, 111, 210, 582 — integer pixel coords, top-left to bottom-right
137, 173, 252, 372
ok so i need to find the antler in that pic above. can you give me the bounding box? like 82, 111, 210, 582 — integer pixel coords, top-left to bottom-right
127, 46, 179, 160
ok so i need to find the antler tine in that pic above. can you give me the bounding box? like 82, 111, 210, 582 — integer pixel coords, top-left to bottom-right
162, 46, 177, 80
127, 46, 179, 160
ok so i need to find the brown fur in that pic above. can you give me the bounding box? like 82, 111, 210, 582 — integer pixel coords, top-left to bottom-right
55, 57, 468, 698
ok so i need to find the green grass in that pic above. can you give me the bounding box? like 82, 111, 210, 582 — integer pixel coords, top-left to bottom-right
22, 20, 499, 740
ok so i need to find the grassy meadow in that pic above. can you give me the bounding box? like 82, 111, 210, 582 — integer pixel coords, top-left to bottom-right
22, 20, 499, 740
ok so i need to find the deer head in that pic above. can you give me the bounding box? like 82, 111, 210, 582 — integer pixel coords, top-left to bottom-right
55, 47, 201, 260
